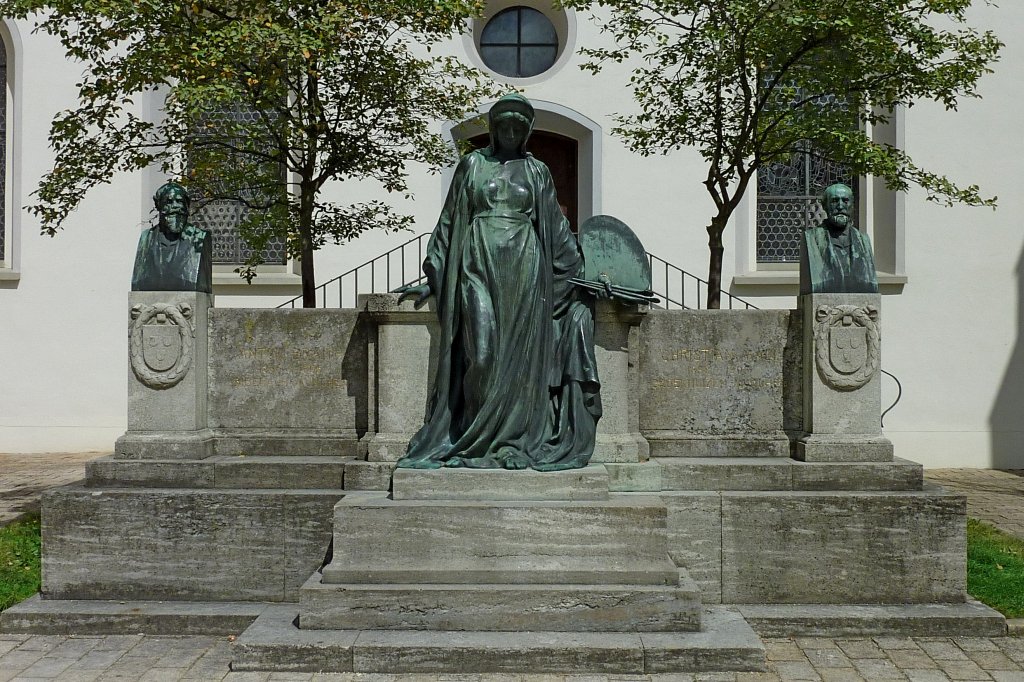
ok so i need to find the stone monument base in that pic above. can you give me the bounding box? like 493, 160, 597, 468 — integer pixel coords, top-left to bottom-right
795, 434, 894, 462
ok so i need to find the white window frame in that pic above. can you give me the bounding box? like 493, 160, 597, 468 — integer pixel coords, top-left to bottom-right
0, 20, 22, 283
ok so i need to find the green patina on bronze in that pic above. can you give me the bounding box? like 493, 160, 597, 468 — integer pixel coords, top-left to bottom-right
573, 215, 658, 305
131, 181, 213, 294
800, 183, 879, 295
394, 94, 601, 471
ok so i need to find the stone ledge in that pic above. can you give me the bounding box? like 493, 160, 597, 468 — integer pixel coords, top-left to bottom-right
231, 605, 766, 674
391, 464, 610, 501
0, 595, 266, 635
737, 601, 1006, 637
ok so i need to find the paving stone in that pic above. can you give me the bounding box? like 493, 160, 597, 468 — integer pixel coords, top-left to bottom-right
818, 670, 867, 682
851, 658, 905, 679
56, 671, 104, 682
767, 642, 808, 662
798, 640, 843, 651
919, 642, 971, 662
886, 651, 940, 670
75, 649, 129, 670
956, 640, 1001, 653
805, 649, 854, 669
904, 671, 952, 682
772, 662, 822, 681
737, 673, 782, 682
875, 639, 922, 651
990, 673, 1024, 682
967, 652, 1019, 670
15, 635, 68, 652
138, 668, 188, 681
836, 641, 887, 659
936, 660, 991, 680
16, 655, 79, 678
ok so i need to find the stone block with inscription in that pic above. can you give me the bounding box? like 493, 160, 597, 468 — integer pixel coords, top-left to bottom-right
797, 293, 893, 462
208, 308, 368, 457
115, 291, 214, 460
638, 310, 797, 458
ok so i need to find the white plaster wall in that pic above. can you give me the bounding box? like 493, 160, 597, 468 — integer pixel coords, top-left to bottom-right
3, 5, 1022, 467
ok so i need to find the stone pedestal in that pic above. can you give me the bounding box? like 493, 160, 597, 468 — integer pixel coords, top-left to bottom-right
358, 294, 437, 463
592, 300, 650, 463
796, 293, 893, 462
305, 469, 701, 634
115, 291, 214, 460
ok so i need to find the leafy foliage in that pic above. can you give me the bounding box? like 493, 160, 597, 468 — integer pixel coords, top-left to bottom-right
967, 518, 1024, 618
565, 0, 1002, 307
4, 0, 500, 305
0, 514, 41, 612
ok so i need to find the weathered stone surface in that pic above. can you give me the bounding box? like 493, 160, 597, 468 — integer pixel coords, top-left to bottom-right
124, 291, 212, 435
391, 465, 610, 501
114, 430, 214, 460
352, 630, 646, 673
640, 607, 766, 673
639, 310, 794, 440
342, 461, 392, 491
232, 606, 357, 673
796, 435, 894, 462
87, 456, 216, 488
300, 573, 701, 632
737, 601, 1006, 637
791, 457, 922, 491
211, 456, 347, 489
42, 485, 341, 602
663, 492, 722, 604
592, 301, 648, 464
214, 430, 359, 457
231, 606, 766, 674
86, 456, 350, 489
721, 488, 966, 604
799, 293, 892, 461
605, 461, 662, 492
0, 595, 264, 635
657, 457, 794, 491
646, 433, 791, 458
208, 308, 368, 439
321, 492, 677, 586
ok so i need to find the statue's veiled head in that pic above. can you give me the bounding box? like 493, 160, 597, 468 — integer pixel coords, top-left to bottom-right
154, 181, 191, 236
822, 183, 854, 231
488, 94, 535, 156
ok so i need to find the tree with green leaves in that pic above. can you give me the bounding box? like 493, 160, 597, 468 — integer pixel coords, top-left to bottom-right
4, 0, 499, 306
565, 0, 1001, 308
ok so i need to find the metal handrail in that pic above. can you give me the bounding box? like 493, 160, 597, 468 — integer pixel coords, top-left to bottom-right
279, 232, 758, 310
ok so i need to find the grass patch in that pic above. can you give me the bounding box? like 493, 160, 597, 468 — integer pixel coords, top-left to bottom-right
0, 514, 41, 611
968, 517, 1024, 618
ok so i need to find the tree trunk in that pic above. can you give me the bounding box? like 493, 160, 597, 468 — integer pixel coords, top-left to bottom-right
299, 188, 317, 308
706, 217, 726, 310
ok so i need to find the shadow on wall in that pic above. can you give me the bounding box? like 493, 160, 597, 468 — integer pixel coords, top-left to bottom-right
989, 244, 1024, 468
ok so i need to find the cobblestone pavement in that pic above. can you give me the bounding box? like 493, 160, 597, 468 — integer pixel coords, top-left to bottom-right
3, 633, 1024, 681
926, 469, 1024, 539
0, 453, 107, 527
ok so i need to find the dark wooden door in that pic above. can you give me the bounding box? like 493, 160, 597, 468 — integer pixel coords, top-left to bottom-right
468, 130, 579, 233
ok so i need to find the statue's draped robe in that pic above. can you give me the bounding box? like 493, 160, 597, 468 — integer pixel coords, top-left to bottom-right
132, 226, 213, 294
397, 150, 601, 471
800, 225, 878, 295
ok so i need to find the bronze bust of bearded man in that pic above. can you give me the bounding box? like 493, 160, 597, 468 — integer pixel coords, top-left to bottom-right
799, 182, 878, 295
131, 181, 213, 294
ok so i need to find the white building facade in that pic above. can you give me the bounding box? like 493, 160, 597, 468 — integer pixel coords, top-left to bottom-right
1, 2, 1021, 468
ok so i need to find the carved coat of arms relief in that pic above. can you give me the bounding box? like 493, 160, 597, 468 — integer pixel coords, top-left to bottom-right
129, 303, 195, 389
812, 304, 880, 391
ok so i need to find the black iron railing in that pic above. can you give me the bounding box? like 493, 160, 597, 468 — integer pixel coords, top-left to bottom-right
278, 233, 758, 310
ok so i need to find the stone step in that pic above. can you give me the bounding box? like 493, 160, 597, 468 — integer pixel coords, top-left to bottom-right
391, 464, 610, 501
299, 571, 702, 632
0, 594, 265, 635
644, 432, 791, 458
231, 605, 766, 674
321, 492, 679, 586
86, 455, 352, 489
737, 601, 1006, 637
653, 457, 923, 492
343, 460, 393, 491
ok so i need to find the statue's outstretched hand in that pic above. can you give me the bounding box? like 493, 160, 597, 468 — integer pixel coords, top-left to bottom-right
394, 283, 433, 309
597, 273, 614, 299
